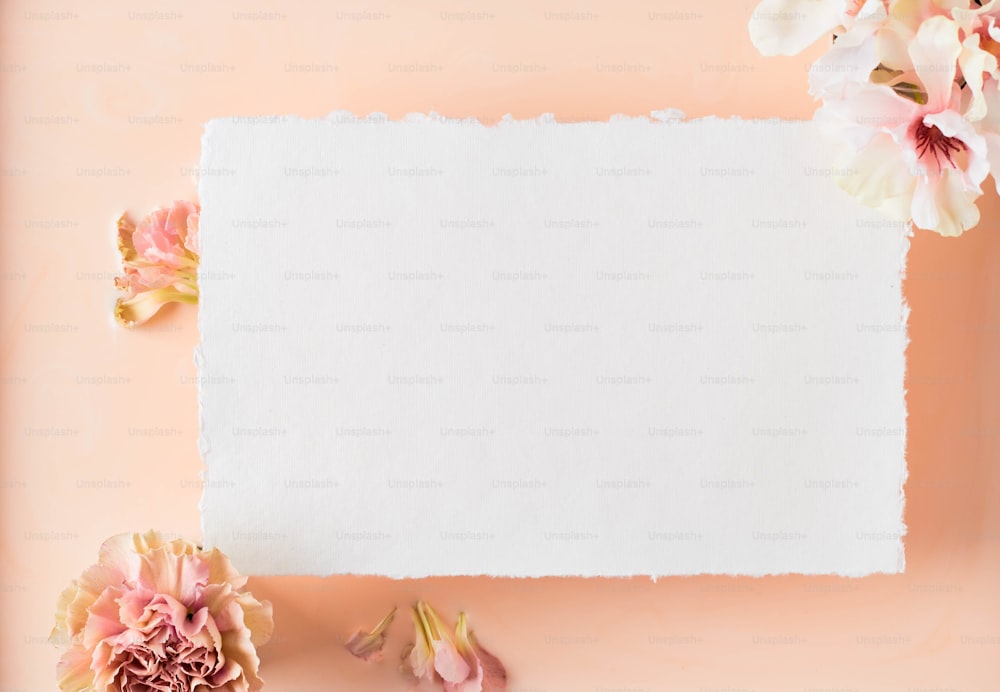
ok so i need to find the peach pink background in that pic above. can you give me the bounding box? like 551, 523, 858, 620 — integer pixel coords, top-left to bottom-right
2, 1, 999, 690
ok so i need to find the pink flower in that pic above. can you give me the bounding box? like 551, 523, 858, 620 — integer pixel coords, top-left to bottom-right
874, 2, 1000, 120
114, 201, 200, 327
402, 602, 506, 692
345, 607, 397, 662
816, 15, 989, 235
50, 531, 273, 692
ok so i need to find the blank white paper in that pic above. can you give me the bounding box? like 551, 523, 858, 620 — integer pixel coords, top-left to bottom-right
197, 112, 908, 577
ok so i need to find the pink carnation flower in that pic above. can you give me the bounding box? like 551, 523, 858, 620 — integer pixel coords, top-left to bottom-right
50, 531, 273, 692
114, 200, 200, 327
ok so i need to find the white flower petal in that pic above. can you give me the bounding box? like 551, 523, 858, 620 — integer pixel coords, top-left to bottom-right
876, 0, 929, 68
958, 35, 998, 122
836, 133, 915, 214
911, 167, 981, 236
855, 0, 888, 24
973, 82, 1000, 193
951, 2, 992, 34
907, 16, 961, 109
809, 29, 880, 99
815, 82, 918, 150
980, 132, 1000, 194
977, 79, 1000, 132
749, 0, 843, 56
877, 20, 913, 71
989, 20, 1000, 43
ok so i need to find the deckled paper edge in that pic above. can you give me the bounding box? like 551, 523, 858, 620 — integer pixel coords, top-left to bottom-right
195, 111, 911, 580
897, 226, 912, 575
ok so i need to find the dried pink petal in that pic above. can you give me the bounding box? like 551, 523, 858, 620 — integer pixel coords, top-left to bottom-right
448, 612, 507, 692
405, 602, 439, 681
433, 636, 471, 685
345, 606, 397, 662
402, 604, 507, 692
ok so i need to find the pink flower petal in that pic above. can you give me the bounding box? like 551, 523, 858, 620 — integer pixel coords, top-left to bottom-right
451, 612, 507, 692
185, 211, 201, 256
473, 640, 507, 692
203, 546, 247, 589
165, 200, 198, 239
236, 592, 274, 647
49, 584, 77, 647
406, 605, 437, 681
433, 638, 471, 684
55, 645, 95, 692
816, 81, 918, 149
133, 208, 184, 267
345, 606, 396, 663
138, 548, 210, 605
82, 587, 127, 649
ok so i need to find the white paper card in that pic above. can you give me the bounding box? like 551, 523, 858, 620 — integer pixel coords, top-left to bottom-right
197, 113, 908, 577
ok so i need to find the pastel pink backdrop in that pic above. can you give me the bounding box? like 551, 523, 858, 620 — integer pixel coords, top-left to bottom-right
2, 1, 999, 690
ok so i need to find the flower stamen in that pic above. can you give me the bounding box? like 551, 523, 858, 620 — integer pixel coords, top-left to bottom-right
913, 121, 966, 169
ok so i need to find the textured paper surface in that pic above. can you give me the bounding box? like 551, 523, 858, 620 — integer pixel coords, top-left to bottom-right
197, 113, 908, 577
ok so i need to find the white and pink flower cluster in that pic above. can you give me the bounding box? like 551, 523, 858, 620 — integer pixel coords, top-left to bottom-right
751, 0, 1000, 236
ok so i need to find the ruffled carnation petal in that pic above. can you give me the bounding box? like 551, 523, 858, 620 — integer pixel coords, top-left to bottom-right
65, 563, 124, 639
236, 593, 274, 647
220, 629, 265, 690
83, 587, 128, 649
203, 547, 248, 590
50, 584, 77, 648
50, 532, 272, 692
55, 645, 96, 692
138, 548, 210, 605
117, 214, 138, 263
185, 211, 200, 256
